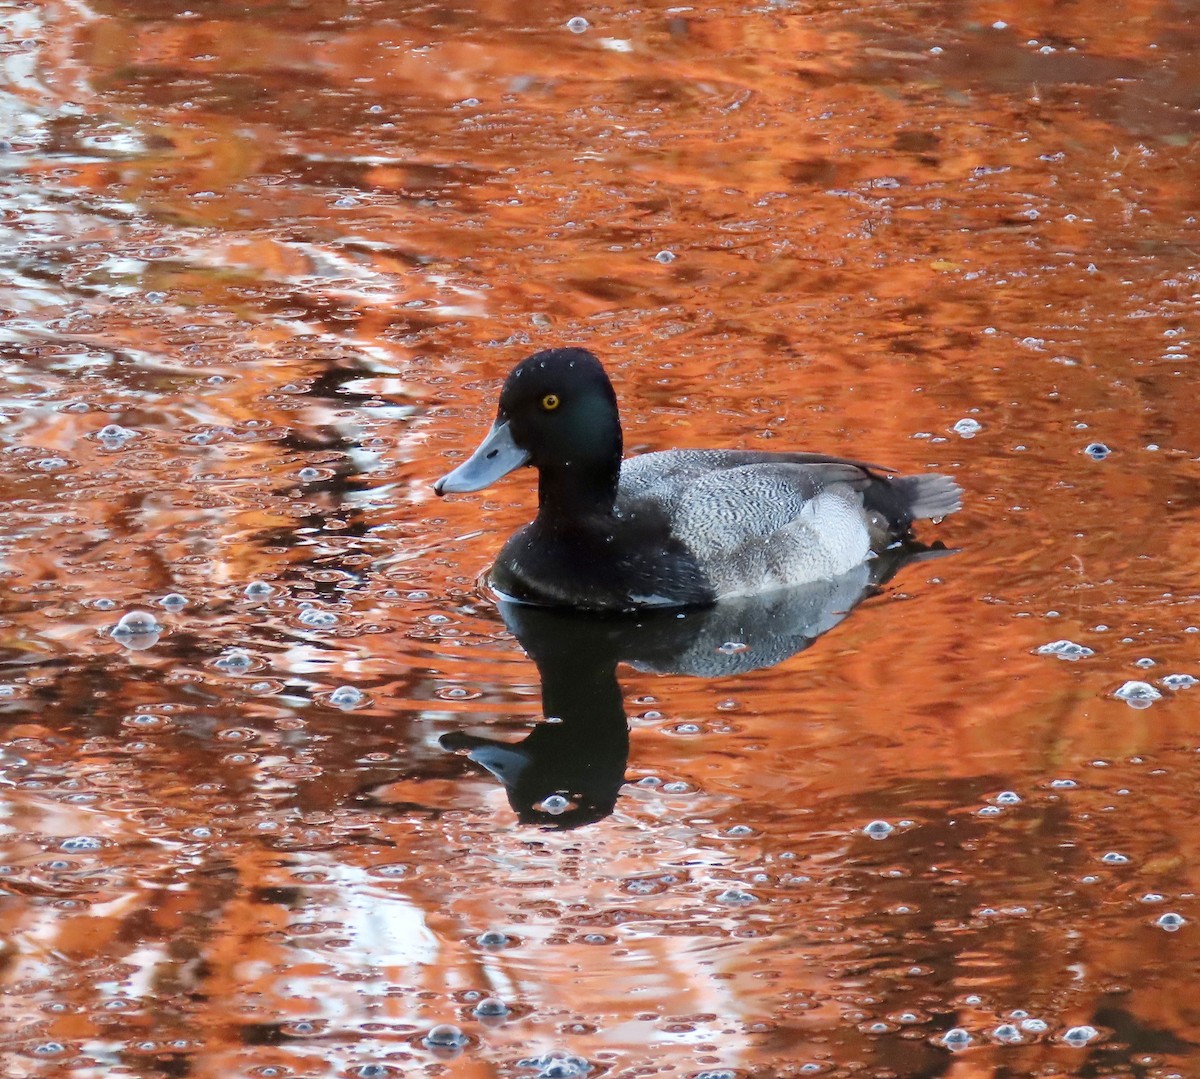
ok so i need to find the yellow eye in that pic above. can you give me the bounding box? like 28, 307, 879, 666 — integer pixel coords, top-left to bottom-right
541, 393, 560, 411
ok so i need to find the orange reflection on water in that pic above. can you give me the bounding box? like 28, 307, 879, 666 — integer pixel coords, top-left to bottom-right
2, 0, 1200, 1076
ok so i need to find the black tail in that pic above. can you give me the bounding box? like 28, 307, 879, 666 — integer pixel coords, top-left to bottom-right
867, 472, 962, 528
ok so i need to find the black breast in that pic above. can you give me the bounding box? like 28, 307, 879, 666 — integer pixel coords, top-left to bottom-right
491, 507, 715, 611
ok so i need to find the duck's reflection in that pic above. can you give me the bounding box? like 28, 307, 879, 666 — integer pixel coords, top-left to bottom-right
441, 545, 947, 828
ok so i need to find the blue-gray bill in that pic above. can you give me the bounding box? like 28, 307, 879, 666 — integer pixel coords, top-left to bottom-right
433, 419, 531, 495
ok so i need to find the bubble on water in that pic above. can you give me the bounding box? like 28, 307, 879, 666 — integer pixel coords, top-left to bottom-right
717, 888, 756, 904
952, 417, 982, 437
473, 996, 510, 1017
1135, 657, 1156, 668
538, 794, 570, 815
1141, 892, 1164, 903
1156, 912, 1186, 931
518, 1051, 592, 1078
298, 467, 321, 481
298, 608, 338, 627
1049, 778, 1077, 788
244, 581, 274, 599
93, 597, 117, 611
566, 17, 590, 33
1113, 680, 1161, 707
475, 930, 510, 947
1020, 1017, 1048, 1033
863, 820, 894, 839
61, 835, 102, 851
423, 1023, 466, 1049
97, 424, 136, 447
31, 456, 70, 471
695, 1072, 736, 1079
1162, 674, 1198, 690
992, 1023, 1022, 1043
33, 1042, 67, 1056
111, 610, 161, 639
1063, 1025, 1098, 1046
674, 722, 702, 734
941, 1027, 970, 1050
1101, 851, 1130, 865
978, 805, 1002, 817
1036, 639, 1093, 660
158, 592, 188, 611
661, 781, 692, 794
353, 1067, 392, 1079
329, 686, 365, 710
215, 649, 253, 673
726, 824, 754, 836
334, 196, 359, 208
995, 791, 1022, 805
653, 249, 676, 263
1084, 442, 1111, 460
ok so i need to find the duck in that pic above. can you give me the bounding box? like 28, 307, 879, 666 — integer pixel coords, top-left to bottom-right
433, 347, 961, 611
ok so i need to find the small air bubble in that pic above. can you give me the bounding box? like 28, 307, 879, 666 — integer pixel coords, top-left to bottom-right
215, 649, 253, 673
1084, 442, 1111, 460
298, 608, 338, 627
61, 835, 102, 851
1113, 680, 1161, 707
1156, 912, 1186, 931
716, 888, 756, 904
97, 423, 136, 447
473, 997, 510, 1017
329, 686, 365, 709
159, 592, 188, 610
111, 610, 161, 637
941, 1027, 970, 1049
1063, 1025, 1098, 1046
539, 794, 570, 815
423, 1023, 466, 1048
1036, 639, 1093, 660
244, 581, 274, 599
863, 820, 894, 839
952, 417, 982, 437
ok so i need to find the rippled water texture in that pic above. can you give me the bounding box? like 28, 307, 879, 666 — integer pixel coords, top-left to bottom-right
2, 0, 1199, 1075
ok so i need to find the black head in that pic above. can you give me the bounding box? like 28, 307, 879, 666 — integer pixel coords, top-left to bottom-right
434, 347, 624, 510
497, 348, 622, 469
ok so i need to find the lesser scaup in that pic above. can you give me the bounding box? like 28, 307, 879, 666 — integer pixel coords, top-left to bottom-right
434, 348, 961, 610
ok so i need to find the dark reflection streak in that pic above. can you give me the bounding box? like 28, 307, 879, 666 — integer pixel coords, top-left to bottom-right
442, 544, 951, 829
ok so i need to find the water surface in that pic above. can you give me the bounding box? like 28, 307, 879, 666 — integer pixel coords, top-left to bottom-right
2, 1, 1199, 1076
